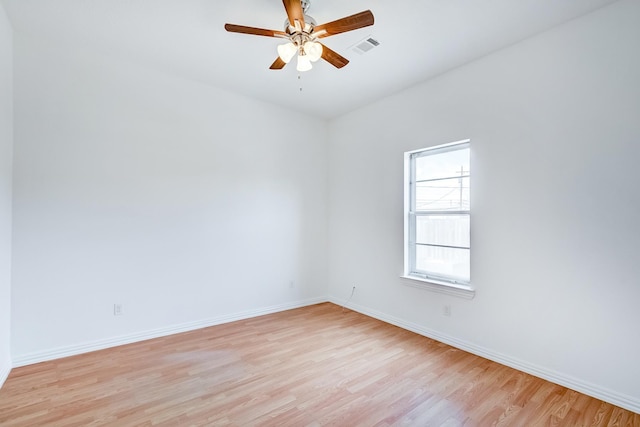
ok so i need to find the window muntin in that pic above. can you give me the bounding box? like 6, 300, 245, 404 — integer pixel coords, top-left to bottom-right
406, 140, 470, 286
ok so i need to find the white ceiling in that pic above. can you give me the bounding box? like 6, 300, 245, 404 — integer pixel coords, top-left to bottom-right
1, 0, 619, 119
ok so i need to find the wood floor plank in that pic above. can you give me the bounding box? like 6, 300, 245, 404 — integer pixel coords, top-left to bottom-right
0, 303, 637, 426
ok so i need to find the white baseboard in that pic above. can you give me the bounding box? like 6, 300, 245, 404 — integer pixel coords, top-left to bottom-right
0, 360, 10, 390
330, 298, 640, 415
12, 297, 326, 368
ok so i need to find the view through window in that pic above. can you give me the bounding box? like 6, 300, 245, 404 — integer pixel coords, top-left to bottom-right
405, 140, 470, 286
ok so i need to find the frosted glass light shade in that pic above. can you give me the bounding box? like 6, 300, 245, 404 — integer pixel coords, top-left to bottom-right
297, 53, 313, 72
277, 42, 297, 63
304, 41, 323, 62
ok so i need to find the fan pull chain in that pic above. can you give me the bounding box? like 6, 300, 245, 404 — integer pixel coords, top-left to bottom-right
298, 74, 303, 92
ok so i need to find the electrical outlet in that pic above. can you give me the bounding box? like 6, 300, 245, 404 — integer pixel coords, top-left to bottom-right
289, 281, 294, 289
443, 305, 451, 317
114, 304, 124, 316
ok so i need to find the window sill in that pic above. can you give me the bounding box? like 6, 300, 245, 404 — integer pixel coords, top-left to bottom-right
400, 275, 476, 299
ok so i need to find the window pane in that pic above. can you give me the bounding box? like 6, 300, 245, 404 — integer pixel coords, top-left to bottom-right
415, 245, 470, 282
416, 215, 470, 248
415, 177, 469, 211
406, 141, 471, 285
415, 147, 469, 182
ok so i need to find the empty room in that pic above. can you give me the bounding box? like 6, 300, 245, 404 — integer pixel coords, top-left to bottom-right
0, 0, 639, 425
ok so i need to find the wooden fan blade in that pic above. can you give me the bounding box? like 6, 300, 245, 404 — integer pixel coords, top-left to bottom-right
313, 10, 374, 38
270, 57, 287, 70
319, 43, 349, 69
225, 23, 287, 38
282, 0, 305, 30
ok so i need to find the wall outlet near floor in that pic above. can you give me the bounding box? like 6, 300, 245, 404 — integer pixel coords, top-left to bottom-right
114, 303, 124, 316
443, 305, 451, 317
289, 281, 294, 289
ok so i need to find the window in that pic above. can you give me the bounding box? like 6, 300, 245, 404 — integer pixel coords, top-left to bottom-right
404, 140, 471, 291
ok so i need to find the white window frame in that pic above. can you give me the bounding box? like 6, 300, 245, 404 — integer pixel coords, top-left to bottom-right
402, 139, 475, 299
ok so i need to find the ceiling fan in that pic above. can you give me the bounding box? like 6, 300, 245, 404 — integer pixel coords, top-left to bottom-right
224, 0, 374, 72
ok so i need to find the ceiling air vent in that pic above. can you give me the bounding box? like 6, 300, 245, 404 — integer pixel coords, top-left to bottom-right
351, 36, 380, 55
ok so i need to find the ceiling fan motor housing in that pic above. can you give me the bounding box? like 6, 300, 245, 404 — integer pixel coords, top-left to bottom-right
284, 15, 317, 37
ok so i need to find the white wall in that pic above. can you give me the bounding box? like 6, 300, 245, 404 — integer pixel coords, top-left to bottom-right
11, 36, 328, 364
0, 1, 12, 387
327, 0, 640, 412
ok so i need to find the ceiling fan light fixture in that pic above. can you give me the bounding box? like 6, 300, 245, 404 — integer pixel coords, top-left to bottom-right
304, 41, 323, 62
277, 42, 297, 63
296, 53, 313, 72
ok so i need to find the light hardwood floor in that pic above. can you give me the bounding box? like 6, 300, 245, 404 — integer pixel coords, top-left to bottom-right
0, 303, 638, 426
